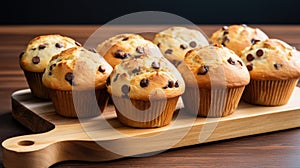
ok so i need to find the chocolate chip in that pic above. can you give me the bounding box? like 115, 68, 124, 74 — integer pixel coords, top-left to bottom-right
88, 48, 97, 53
48, 72, 52, 76
168, 80, 174, 88
157, 43, 161, 48
106, 76, 111, 86
124, 53, 131, 58
165, 49, 173, 54
197, 65, 209, 75
223, 30, 229, 35
140, 78, 149, 88
222, 36, 230, 46
98, 65, 106, 73
246, 64, 253, 71
189, 41, 197, 48
38, 44, 46, 50
136, 46, 144, 54
246, 54, 255, 61
65, 72, 74, 85
251, 39, 260, 44
32, 56, 40, 64
31, 48, 36, 51
113, 73, 120, 82
114, 50, 127, 59
227, 57, 235, 65
175, 81, 179, 88
151, 61, 160, 69
121, 85, 130, 95
256, 49, 264, 57
75, 41, 81, 46
274, 63, 282, 70
122, 37, 129, 41
49, 63, 56, 71
19, 52, 24, 59
132, 67, 140, 73
55, 43, 64, 48
222, 26, 228, 30
180, 44, 188, 50
237, 60, 243, 66
162, 85, 168, 89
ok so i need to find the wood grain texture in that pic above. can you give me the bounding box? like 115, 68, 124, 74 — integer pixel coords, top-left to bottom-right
1, 25, 300, 167
2, 88, 300, 168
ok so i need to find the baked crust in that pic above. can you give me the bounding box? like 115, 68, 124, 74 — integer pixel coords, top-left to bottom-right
210, 25, 268, 56
107, 55, 185, 100
20, 34, 78, 72
42, 47, 112, 90
153, 26, 208, 64
241, 39, 300, 80
178, 44, 250, 88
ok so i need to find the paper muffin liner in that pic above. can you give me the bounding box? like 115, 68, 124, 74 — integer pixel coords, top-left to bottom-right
112, 96, 179, 128
183, 86, 245, 117
49, 88, 109, 118
22, 70, 50, 99
242, 79, 298, 106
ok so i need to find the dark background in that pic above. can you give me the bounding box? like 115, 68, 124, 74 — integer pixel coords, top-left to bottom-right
1, 0, 300, 25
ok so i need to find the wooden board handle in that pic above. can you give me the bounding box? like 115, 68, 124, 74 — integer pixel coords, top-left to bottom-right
2, 128, 124, 168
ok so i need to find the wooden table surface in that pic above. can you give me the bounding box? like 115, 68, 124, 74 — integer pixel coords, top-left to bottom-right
1, 25, 300, 168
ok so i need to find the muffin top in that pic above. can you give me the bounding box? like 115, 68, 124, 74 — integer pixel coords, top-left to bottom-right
241, 39, 300, 80
153, 26, 208, 65
42, 47, 113, 90
19, 34, 79, 72
178, 44, 250, 88
107, 54, 185, 100
210, 24, 269, 56
96, 33, 163, 68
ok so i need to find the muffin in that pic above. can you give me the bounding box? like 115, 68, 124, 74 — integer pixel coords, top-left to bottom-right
177, 44, 250, 117
19, 34, 79, 99
42, 47, 113, 118
96, 33, 163, 68
107, 54, 185, 128
241, 39, 300, 106
153, 26, 209, 66
210, 24, 269, 56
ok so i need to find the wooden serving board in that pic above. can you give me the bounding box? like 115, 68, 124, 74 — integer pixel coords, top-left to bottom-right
3, 88, 300, 168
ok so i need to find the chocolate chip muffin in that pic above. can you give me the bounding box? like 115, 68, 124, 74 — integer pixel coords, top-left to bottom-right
210, 24, 269, 56
19, 34, 79, 99
241, 39, 300, 106
107, 54, 185, 128
177, 44, 250, 117
42, 47, 113, 117
153, 26, 209, 66
96, 33, 163, 68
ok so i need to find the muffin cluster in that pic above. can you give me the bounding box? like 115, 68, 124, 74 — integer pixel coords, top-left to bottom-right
18, 25, 300, 128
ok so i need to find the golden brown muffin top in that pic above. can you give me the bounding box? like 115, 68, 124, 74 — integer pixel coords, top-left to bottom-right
107, 54, 185, 100
241, 39, 300, 80
96, 33, 163, 68
42, 47, 112, 90
178, 44, 250, 88
153, 26, 208, 65
210, 24, 269, 56
19, 34, 79, 72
